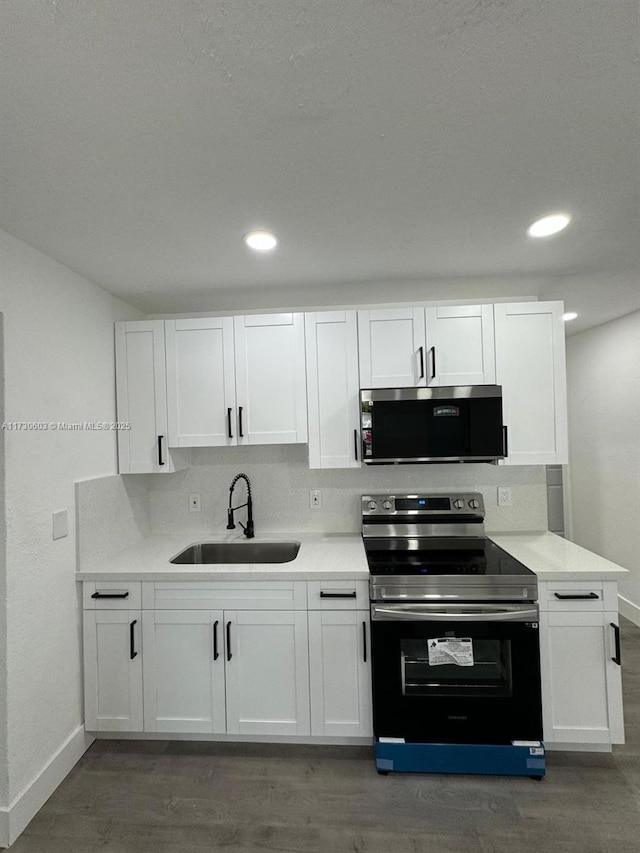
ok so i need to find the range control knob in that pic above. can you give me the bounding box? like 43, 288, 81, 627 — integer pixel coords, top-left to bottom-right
367, 500, 378, 511
453, 499, 465, 509
382, 500, 393, 510
469, 498, 480, 509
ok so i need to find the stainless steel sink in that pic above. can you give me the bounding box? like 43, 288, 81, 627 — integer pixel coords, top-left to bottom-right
170, 541, 301, 565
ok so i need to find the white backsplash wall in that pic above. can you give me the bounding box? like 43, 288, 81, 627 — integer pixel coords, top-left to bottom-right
76, 474, 151, 568
147, 445, 548, 535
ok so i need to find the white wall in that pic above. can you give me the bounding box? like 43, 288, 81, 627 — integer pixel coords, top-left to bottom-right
147, 445, 548, 536
0, 313, 8, 807
566, 310, 640, 622
0, 229, 141, 810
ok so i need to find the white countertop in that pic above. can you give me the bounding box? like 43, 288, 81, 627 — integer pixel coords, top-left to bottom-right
488, 531, 628, 581
77, 531, 370, 582
77, 528, 628, 583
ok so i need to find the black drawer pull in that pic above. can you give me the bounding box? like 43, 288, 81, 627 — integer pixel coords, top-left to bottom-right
611, 623, 621, 665
226, 621, 232, 661
227, 408, 233, 439
238, 407, 244, 438
418, 346, 425, 380
129, 619, 137, 660
363, 621, 367, 663
158, 435, 165, 466
320, 591, 357, 599
430, 346, 436, 379
213, 620, 219, 661
553, 592, 600, 600
354, 429, 359, 461
91, 591, 129, 599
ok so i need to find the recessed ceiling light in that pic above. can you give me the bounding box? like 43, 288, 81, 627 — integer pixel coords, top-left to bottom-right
243, 230, 278, 252
562, 312, 578, 322
527, 213, 572, 238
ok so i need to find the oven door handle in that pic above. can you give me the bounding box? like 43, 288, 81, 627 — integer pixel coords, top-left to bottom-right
371, 605, 539, 622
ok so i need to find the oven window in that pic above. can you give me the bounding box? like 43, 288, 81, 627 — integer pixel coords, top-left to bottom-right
400, 637, 513, 698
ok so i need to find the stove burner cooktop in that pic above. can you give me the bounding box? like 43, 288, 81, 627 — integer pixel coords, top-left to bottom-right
365, 538, 535, 579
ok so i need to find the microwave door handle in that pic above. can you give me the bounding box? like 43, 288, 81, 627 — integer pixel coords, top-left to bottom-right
372, 607, 539, 622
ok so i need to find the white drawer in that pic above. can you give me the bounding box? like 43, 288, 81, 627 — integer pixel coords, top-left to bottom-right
82, 581, 142, 610
142, 581, 307, 610
539, 581, 605, 612
307, 580, 369, 610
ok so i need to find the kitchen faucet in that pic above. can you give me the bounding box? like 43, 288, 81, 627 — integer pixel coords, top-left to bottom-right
226, 473, 254, 538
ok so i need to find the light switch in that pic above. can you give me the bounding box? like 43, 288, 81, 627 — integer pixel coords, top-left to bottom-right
52, 509, 68, 540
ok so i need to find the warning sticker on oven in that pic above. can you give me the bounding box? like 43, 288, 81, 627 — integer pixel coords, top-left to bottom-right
427, 638, 474, 667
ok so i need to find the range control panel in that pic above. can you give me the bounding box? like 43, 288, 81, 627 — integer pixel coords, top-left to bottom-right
361, 493, 485, 516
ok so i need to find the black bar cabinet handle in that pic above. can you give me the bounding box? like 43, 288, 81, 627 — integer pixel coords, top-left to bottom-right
157, 435, 165, 466
502, 425, 509, 458
238, 407, 244, 438
320, 591, 357, 599
418, 346, 425, 380
129, 620, 137, 660
213, 620, 219, 661
227, 408, 233, 439
611, 623, 621, 665
430, 346, 436, 379
226, 621, 232, 661
554, 592, 600, 600
363, 621, 367, 663
353, 429, 358, 461
91, 591, 129, 599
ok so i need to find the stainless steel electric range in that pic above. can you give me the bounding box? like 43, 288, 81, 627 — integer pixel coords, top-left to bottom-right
363, 492, 545, 778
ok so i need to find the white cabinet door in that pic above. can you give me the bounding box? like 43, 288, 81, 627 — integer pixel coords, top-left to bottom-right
83, 610, 143, 731
165, 318, 236, 447
305, 312, 361, 469
115, 321, 189, 473
142, 610, 226, 733
425, 305, 495, 386
224, 610, 310, 736
308, 611, 372, 737
358, 308, 426, 388
539, 610, 624, 745
234, 314, 308, 444
494, 302, 568, 465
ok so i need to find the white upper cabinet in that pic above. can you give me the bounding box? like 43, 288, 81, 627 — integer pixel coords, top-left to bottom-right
494, 302, 568, 465
425, 305, 496, 386
305, 311, 361, 469
358, 308, 426, 388
234, 314, 308, 445
165, 318, 236, 447
358, 305, 495, 388
115, 321, 189, 473
163, 313, 307, 448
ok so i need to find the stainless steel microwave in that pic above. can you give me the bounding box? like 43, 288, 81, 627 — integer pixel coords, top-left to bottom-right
360, 385, 506, 464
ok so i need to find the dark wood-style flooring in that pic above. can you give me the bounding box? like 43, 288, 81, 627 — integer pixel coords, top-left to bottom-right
8, 619, 640, 852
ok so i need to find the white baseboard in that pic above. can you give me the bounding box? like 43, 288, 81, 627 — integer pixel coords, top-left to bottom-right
619, 595, 640, 627
0, 725, 94, 848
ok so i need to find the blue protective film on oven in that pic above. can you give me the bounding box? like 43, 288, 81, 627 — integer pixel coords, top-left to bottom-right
375, 740, 545, 778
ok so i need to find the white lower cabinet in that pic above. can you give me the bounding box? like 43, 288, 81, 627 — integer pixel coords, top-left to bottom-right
308, 610, 372, 737
225, 610, 310, 735
142, 609, 309, 736
142, 610, 226, 733
84, 584, 319, 739
84, 609, 143, 731
538, 582, 624, 747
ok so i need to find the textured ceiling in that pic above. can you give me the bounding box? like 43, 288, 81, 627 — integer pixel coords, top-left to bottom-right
0, 0, 638, 333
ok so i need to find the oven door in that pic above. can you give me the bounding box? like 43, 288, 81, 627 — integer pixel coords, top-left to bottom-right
370, 602, 543, 745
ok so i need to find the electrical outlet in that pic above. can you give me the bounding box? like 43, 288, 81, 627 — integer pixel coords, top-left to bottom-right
497, 487, 512, 507
189, 493, 201, 512
310, 489, 322, 509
